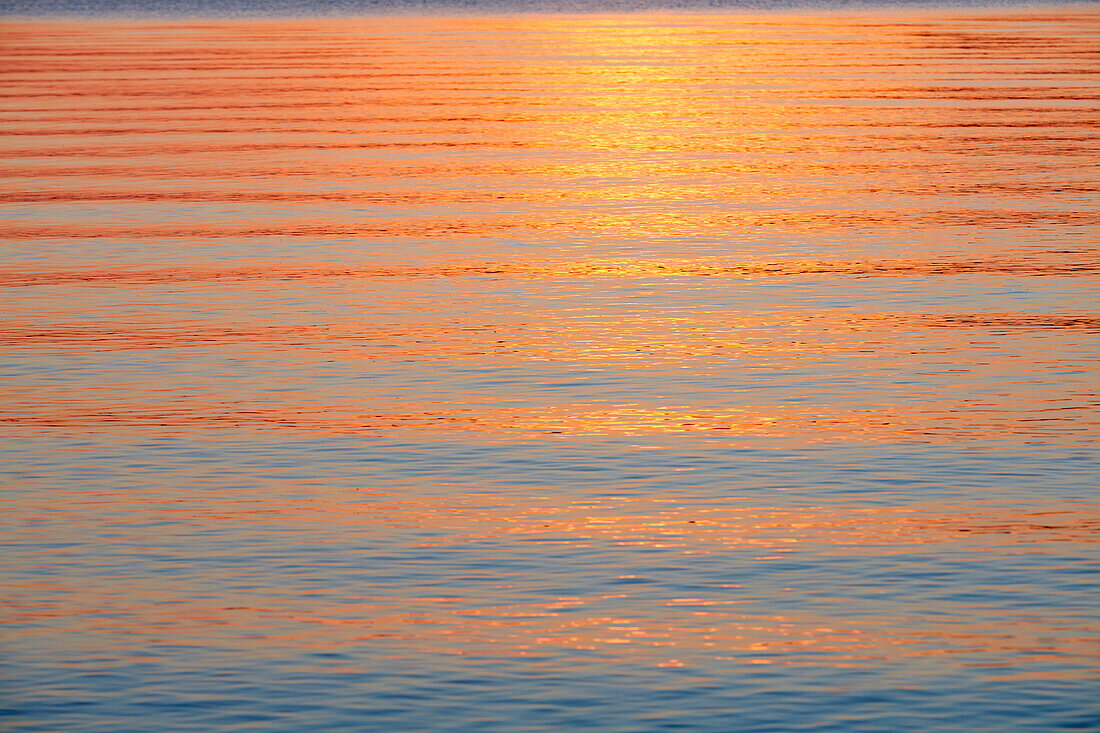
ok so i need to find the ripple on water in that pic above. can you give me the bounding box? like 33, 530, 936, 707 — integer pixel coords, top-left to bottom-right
1, 8, 1099, 732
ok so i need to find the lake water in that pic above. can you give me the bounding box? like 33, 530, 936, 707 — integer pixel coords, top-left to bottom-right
1, 6, 1098, 731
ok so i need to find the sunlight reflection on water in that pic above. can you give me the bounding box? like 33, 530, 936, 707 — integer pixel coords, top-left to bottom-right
1, 8, 1098, 732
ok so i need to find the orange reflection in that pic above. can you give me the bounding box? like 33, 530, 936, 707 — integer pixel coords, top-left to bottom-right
3, 10, 1099, 698
4, 12, 1098, 249
2, 254, 1097, 287
2, 394, 1098, 443
6, 491, 1098, 673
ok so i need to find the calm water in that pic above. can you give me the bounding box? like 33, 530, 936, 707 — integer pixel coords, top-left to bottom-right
1, 8, 1099, 731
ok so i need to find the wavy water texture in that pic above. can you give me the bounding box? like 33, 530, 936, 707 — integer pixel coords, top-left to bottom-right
1, 10, 1099, 733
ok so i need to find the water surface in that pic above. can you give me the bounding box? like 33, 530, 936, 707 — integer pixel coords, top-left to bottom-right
1, 9, 1098, 731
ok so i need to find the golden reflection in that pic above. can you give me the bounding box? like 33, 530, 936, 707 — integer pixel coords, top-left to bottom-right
3, 12, 1099, 711
7, 484, 1098, 671
2, 308, 1096, 357
5, 12, 1098, 247
2, 395, 1098, 443
3, 207, 1094, 240
2, 252, 1097, 287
